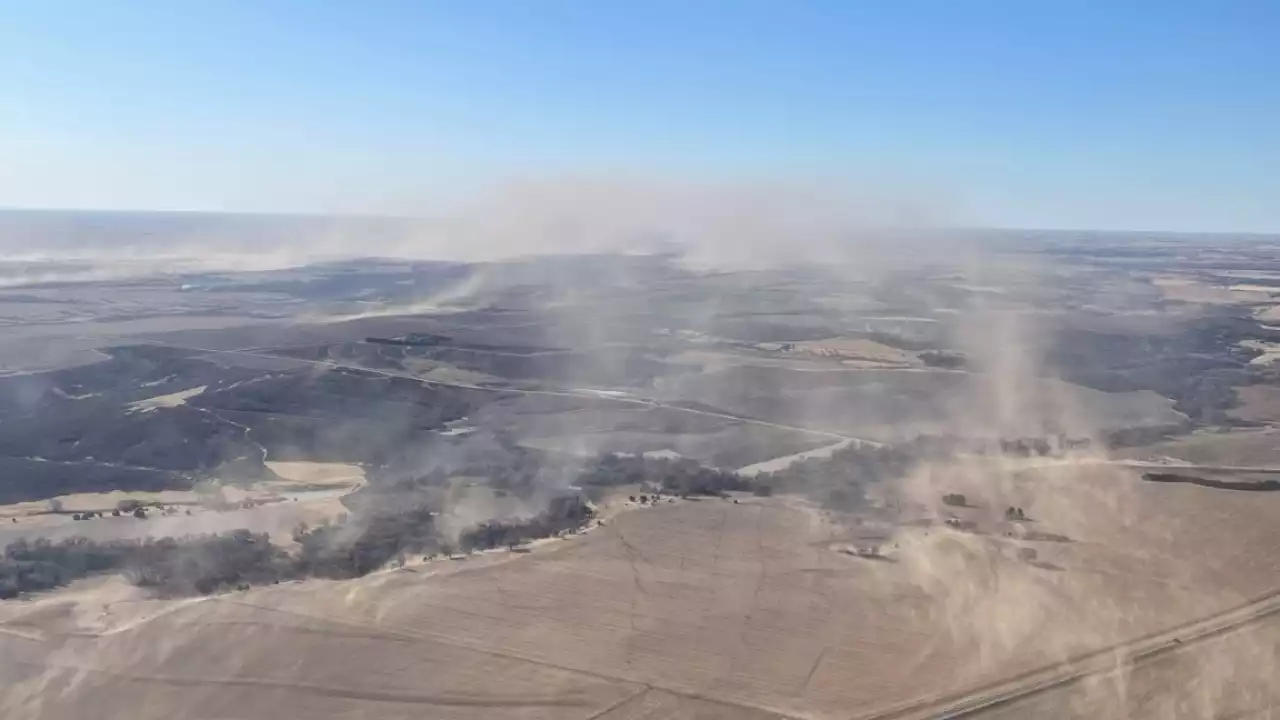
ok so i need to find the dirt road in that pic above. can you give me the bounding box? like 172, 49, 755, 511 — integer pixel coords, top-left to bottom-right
863, 588, 1280, 719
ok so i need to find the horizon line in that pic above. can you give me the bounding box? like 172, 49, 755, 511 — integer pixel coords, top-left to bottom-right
1, 204, 1278, 239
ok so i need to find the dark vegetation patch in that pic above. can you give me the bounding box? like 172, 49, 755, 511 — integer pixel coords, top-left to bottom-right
293, 507, 441, 578
274, 340, 675, 387
918, 350, 967, 369
0, 448, 763, 597
703, 319, 840, 343
0, 293, 76, 304
1142, 471, 1280, 492
0, 345, 254, 418
751, 444, 917, 511
0, 405, 265, 473
1049, 314, 1274, 425
0, 347, 487, 499
457, 495, 594, 552
1022, 530, 1071, 542
191, 369, 477, 464
0, 531, 295, 599
366, 333, 567, 354
577, 453, 750, 497
366, 333, 451, 348
0, 458, 186, 505
0, 492, 595, 598
199, 260, 471, 303
0, 426, 623, 597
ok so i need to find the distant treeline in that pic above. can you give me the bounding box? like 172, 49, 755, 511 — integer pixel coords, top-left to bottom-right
0, 345, 487, 502
745, 432, 1108, 510
0, 492, 595, 599
0, 531, 295, 599
365, 333, 451, 347
1142, 472, 1280, 492
457, 495, 594, 553
1050, 314, 1268, 426
1, 446, 768, 599
575, 444, 919, 512
3, 429, 1143, 599
364, 334, 567, 354
577, 454, 750, 497
752, 444, 915, 510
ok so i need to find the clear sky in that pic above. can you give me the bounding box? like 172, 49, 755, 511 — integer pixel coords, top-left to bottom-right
1, 1, 1277, 232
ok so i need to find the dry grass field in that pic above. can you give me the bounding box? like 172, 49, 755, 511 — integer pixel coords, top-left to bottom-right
0, 462, 365, 547
261, 461, 365, 491
1118, 429, 1280, 466
1150, 275, 1278, 308
788, 338, 922, 368
1230, 385, 1280, 424
973, 613, 1280, 719
8, 460, 1280, 720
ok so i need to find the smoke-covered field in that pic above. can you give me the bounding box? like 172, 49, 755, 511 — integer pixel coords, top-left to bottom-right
8, 468, 1280, 720
4, 212, 1280, 718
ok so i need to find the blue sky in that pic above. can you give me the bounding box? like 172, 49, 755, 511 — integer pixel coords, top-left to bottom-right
1, 1, 1277, 231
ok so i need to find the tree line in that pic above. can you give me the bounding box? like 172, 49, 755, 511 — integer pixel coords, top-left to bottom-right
0, 532, 295, 599
1, 493, 595, 599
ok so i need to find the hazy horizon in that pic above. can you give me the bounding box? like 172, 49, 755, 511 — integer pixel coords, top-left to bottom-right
4, 205, 1279, 240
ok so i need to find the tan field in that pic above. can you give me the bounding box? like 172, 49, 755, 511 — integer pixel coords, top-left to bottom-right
261, 460, 364, 490
1230, 283, 1280, 294
1240, 339, 1280, 365
0, 489, 220, 519
1231, 385, 1280, 424
736, 438, 854, 475
1119, 428, 1280, 467
7, 461, 1280, 720
126, 385, 207, 413
790, 337, 922, 368
1150, 275, 1278, 307
974, 611, 1280, 719
0, 462, 365, 547
1, 462, 363, 519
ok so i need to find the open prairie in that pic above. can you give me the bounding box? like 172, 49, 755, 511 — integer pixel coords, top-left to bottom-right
10, 458, 1280, 720
5, 223, 1280, 719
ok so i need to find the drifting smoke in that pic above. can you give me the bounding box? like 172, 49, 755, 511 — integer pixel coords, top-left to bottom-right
0, 176, 964, 288
4, 182, 1271, 719
877, 264, 1267, 717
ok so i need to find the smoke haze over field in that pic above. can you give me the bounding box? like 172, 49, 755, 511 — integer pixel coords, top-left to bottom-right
6, 2, 1280, 715
0, 177, 973, 287
4, 202, 1280, 719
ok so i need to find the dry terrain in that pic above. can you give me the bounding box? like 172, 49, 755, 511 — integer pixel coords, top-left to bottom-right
1119, 429, 1280, 467
8, 229, 1280, 718
1230, 385, 1280, 423
788, 338, 922, 369
971, 616, 1280, 719
0, 462, 364, 547
1150, 275, 1278, 308
8, 462, 1280, 719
